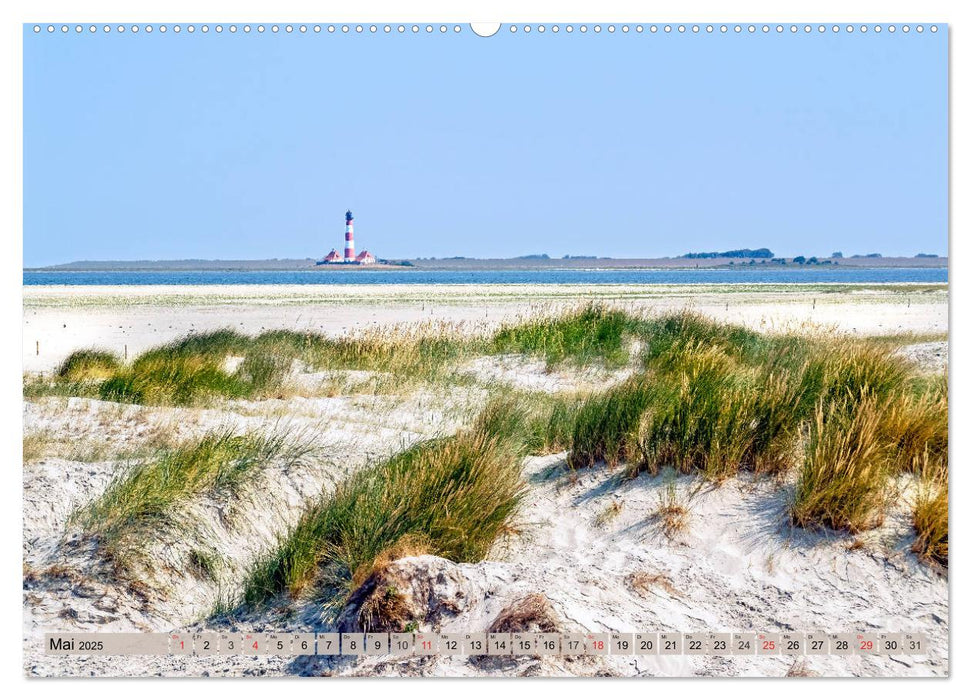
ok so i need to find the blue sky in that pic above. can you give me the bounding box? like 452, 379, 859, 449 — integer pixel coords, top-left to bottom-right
24, 25, 947, 265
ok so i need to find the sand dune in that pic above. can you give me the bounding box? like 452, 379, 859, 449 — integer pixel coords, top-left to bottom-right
22, 287, 949, 677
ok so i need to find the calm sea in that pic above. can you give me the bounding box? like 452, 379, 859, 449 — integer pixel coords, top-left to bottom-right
22, 268, 948, 286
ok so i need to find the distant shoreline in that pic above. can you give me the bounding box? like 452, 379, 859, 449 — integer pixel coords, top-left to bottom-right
24, 255, 948, 273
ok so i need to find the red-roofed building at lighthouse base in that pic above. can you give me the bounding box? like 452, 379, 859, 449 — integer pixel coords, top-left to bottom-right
355, 251, 376, 265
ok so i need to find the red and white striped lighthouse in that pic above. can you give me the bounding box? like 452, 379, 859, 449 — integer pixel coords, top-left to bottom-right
344, 210, 355, 262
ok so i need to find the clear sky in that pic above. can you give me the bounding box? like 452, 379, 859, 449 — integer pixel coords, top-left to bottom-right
24, 25, 947, 266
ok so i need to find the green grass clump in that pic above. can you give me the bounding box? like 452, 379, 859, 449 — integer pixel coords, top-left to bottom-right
785, 343, 945, 534
790, 396, 893, 533
528, 394, 582, 454
141, 329, 250, 359
569, 376, 656, 469
95, 330, 251, 405
187, 548, 223, 581
241, 406, 526, 607
472, 393, 582, 456
235, 349, 293, 398
572, 340, 805, 479
492, 305, 641, 368
249, 327, 465, 378
98, 326, 476, 405
634, 367, 757, 481
99, 355, 247, 405
325, 330, 473, 377
255, 325, 480, 382
56, 349, 122, 382
634, 352, 801, 480
567, 314, 942, 505
74, 429, 309, 566
640, 311, 777, 367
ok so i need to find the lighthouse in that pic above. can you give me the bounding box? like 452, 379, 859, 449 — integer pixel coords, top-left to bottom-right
316, 209, 378, 266
344, 210, 355, 262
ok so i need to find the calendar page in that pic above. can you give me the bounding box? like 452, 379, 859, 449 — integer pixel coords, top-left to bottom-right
22, 18, 948, 679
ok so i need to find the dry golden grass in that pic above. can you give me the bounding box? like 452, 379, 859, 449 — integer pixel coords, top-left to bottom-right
880, 383, 948, 474
22, 419, 181, 465
785, 659, 818, 677
912, 460, 948, 568
790, 397, 894, 533
22, 430, 53, 463
653, 476, 693, 537
353, 581, 414, 634
342, 542, 436, 633
350, 534, 430, 592
625, 570, 681, 597
593, 499, 623, 528
488, 593, 562, 634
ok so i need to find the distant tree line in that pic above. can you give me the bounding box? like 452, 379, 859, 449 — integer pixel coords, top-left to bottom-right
680, 248, 774, 259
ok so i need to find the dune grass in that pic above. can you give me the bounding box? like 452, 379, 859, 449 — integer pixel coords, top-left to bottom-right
29, 305, 659, 407
473, 392, 582, 456
570, 332, 809, 479
912, 461, 948, 568
491, 305, 642, 368
32, 325, 483, 406
99, 355, 247, 405
785, 348, 946, 533
22, 424, 178, 465
789, 396, 894, 532
95, 330, 252, 404
24, 349, 123, 399
638, 311, 779, 367
568, 376, 655, 469
22, 430, 50, 463
526, 393, 583, 454
879, 378, 949, 474
653, 470, 695, 537
633, 342, 804, 480
57, 349, 122, 382
32, 306, 948, 547
811, 340, 910, 405
241, 401, 528, 608
557, 310, 946, 537
569, 312, 806, 475
251, 325, 479, 380
73, 428, 311, 568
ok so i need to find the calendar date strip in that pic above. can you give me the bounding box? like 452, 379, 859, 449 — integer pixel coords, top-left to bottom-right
44, 631, 930, 657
